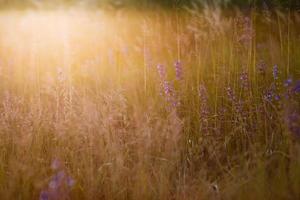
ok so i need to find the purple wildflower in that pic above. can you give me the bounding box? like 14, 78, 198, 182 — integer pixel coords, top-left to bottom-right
273, 65, 279, 80
264, 89, 281, 102
226, 87, 243, 114
49, 171, 65, 189
257, 60, 267, 75
199, 85, 209, 112
198, 85, 209, 126
39, 191, 49, 200
67, 176, 76, 188
264, 90, 273, 101
238, 16, 254, 46
40, 160, 75, 200
163, 80, 178, 108
283, 79, 300, 99
51, 159, 61, 170
157, 64, 166, 80
157, 64, 178, 108
293, 81, 300, 94
163, 81, 173, 96
286, 110, 300, 138
174, 61, 183, 80
240, 70, 249, 89
264, 83, 281, 102
274, 95, 281, 101
199, 85, 208, 103
226, 87, 236, 102
284, 78, 293, 87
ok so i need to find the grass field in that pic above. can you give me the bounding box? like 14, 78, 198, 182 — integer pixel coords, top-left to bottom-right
0, 6, 300, 200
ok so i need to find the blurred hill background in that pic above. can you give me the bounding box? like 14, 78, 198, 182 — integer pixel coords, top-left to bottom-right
0, 0, 299, 10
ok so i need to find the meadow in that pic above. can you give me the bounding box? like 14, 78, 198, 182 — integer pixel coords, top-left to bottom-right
0, 5, 300, 200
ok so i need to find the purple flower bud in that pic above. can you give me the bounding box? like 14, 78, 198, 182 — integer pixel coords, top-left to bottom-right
156, 63, 179, 108
51, 159, 61, 170
198, 84, 209, 124
226, 87, 236, 102
226, 86, 244, 114
157, 64, 166, 80
174, 61, 183, 80
163, 81, 178, 108
39, 191, 49, 200
240, 70, 249, 89
67, 176, 75, 188
198, 85, 208, 102
273, 65, 279, 80
274, 95, 281, 101
265, 91, 272, 101
284, 78, 293, 87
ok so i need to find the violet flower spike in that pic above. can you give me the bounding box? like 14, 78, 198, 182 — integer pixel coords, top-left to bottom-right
49, 171, 65, 189
240, 70, 249, 89
174, 61, 183, 80
273, 65, 279, 80
157, 64, 166, 80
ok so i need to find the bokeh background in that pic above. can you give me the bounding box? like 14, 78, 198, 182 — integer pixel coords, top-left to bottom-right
0, 0, 300, 200
0, 0, 300, 9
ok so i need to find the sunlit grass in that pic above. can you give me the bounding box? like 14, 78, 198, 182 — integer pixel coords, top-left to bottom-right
0, 7, 299, 200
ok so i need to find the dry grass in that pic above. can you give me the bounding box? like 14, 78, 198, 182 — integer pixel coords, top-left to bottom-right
0, 7, 299, 200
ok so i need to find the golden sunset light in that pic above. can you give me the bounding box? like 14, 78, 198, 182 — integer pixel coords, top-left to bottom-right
0, 1, 300, 200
